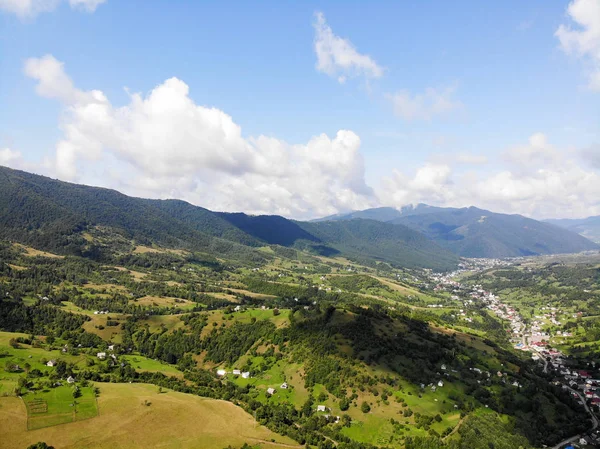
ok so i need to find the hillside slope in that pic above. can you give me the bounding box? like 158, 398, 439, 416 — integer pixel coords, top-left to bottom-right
0, 166, 458, 270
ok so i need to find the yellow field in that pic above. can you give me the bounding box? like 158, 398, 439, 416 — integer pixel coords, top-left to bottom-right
13, 243, 63, 258
133, 245, 187, 256
132, 295, 195, 309
0, 383, 300, 449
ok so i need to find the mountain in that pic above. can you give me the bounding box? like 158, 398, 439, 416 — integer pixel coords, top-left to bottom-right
545, 216, 600, 243
315, 204, 599, 258
0, 166, 458, 270
390, 206, 599, 258
312, 207, 403, 222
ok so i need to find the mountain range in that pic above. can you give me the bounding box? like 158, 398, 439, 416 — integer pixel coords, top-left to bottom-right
314, 204, 599, 258
0, 166, 457, 271
1, 165, 597, 266
545, 216, 600, 243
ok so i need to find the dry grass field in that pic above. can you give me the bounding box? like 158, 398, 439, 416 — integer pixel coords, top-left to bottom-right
0, 383, 300, 449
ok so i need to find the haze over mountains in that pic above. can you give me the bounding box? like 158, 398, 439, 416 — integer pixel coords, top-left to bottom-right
0, 165, 597, 266
314, 204, 599, 258
545, 217, 600, 244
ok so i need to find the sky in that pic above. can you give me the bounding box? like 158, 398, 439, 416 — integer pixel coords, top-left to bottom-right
0, 0, 599, 220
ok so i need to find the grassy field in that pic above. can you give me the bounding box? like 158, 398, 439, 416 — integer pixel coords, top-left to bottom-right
122, 355, 185, 378
0, 383, 300, 449
25, 385, 98, 430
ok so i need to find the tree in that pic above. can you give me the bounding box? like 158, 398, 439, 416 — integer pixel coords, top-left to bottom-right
27, 443, 55, 449
360, 401, 371, 413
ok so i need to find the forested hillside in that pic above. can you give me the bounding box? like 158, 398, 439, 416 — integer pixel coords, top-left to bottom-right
0, 166, 457, 270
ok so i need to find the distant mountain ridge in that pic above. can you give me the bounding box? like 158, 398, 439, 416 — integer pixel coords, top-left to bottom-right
545, 216, 600, 243
314, 205, 599, 258
0, 166, 458, 270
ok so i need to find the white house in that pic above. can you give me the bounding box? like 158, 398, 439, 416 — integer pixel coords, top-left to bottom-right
317, 405, 327, 412
267, 388, 275, 395
108, 345, 114, 351
232, 369, 241, 376
217, 369, 227, 376
67, 376, 75, 384
280, 382, 288, 389
46, 360, 57, 367
438, 380, 444, 387
97, 352, 106, 360
242, 372, 250, 379
441, 364, 447, 370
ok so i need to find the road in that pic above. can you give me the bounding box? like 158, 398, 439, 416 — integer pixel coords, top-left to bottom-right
551, 387, 599, 449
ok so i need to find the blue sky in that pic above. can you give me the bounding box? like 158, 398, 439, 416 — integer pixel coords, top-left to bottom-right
1, 0, 599, 219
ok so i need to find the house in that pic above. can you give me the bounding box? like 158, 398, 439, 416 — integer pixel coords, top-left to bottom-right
216, 369, 226, 377
67, 376, 75, 384
232, 369, 241, 376
280, 382, 288, 389
97, 352, 106, 360
440, 364, 446, 370
46, 360, 57, 367
438, 380, 444, 387
108, 345, 114, 351
267, 388, 275, 395
317, 405, 327, 412
242, 372, 250, 379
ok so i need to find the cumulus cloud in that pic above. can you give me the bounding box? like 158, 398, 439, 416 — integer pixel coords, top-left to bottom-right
0, 0, 104, 18
556, 0, 600, 91
380, 133, 600, 219
0, 148, 24, 168
386, 86, 462, 121
313, 12, 384, 83
25, 55, 376, 219
502, 132, 561, 167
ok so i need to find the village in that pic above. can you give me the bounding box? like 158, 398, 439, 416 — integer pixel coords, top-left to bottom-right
432, 260, 600, 448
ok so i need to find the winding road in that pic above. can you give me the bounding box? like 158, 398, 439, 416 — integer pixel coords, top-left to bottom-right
551, 387, 599, 449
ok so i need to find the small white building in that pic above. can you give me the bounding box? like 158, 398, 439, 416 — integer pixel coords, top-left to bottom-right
108, 345, 114, 351
46, 360, 57, 367
67, 376, 75, 384
280, 382, 288, 389
438, 380, 444, 387
216, 369, 227, 377
97, 352, 106, 360
232, 369, 241, 376
267, 388, 276, 395
242, 372, 250, 379
317, 405, 327, 412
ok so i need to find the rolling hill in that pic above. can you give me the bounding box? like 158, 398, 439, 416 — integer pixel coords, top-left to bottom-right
314, 205, 599, 258
0, 166, 458, 270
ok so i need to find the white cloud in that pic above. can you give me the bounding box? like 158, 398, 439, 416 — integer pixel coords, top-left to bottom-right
0, 148, 24, 168
0, 0, 104, 18
25, 55, 376, 219
313, 12, 384, 83
502, 132, 560, 167
380, 134, 600, 219
455, 152, 488, 165
68, 0, 104, 12
387, 86, 462, 121
556, 0, 600, 91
